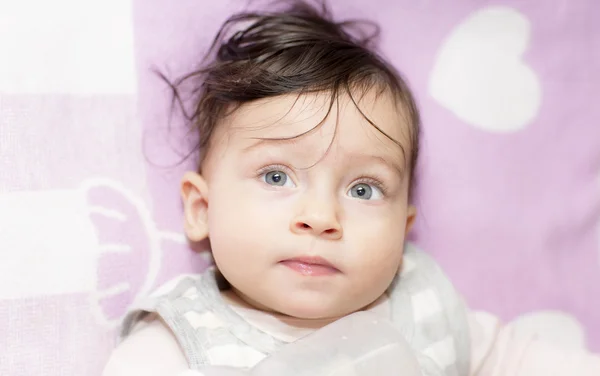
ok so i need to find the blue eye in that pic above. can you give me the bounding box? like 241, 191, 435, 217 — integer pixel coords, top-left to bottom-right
348, 183, 383, 200
263, 170, 292, 187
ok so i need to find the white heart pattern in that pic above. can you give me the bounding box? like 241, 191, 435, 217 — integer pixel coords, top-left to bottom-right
429, 6, 542, 133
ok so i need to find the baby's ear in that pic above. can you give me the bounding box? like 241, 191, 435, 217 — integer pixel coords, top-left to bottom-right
405, 205, 417, 235
181, 171, 210, 241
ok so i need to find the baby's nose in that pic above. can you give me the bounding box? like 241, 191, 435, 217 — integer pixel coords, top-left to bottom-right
291, 213, 343, 240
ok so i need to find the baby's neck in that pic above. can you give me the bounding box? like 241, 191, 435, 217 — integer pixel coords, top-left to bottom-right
220, 289, 391, 343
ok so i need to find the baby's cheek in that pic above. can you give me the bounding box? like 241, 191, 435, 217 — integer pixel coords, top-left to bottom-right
208, 197, 271, 264
349, 234, 403, 288
359, 252, 401, 284
350, 220, 405, 262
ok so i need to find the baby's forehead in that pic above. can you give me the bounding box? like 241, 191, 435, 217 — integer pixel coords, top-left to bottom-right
200, 91, 412, 178
223, 91, 411, 148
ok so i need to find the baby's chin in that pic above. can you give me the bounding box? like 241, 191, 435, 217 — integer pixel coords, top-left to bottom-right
230, 280, 385, 320
275, 304, 345, 320
254, 294, 371, 320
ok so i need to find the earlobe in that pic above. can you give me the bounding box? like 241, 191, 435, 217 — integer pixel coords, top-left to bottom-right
405, 205, 417, 234
181, 171, 210, 242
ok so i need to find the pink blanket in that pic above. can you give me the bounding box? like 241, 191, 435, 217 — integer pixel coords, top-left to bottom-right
0, 0, 598, 375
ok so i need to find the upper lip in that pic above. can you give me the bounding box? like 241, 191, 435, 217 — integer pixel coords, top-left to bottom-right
281, 255, 339, 270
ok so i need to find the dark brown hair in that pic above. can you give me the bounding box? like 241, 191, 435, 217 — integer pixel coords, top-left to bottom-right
166, 0, 420, 193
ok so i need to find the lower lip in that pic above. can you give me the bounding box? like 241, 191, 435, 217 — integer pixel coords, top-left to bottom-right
279, 260, 339, 276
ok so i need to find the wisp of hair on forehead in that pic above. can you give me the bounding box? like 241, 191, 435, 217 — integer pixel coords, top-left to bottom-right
162, 0, 420, 191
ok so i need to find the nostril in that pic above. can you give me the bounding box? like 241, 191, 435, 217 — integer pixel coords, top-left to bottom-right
302, 223, 310, 229
324, 228, 336, 234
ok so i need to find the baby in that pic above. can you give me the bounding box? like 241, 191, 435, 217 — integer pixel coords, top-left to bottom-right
103, 1, 600, 375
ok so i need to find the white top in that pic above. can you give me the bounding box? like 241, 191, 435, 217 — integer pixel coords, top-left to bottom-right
102, 289, 600, 376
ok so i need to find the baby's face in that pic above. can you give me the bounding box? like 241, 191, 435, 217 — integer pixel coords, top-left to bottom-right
183, 90, 415, 319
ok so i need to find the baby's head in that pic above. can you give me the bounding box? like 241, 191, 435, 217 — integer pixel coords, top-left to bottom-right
178, 0, 420, 319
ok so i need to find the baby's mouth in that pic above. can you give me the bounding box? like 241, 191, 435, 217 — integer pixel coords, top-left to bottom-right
279, 256, 340, 276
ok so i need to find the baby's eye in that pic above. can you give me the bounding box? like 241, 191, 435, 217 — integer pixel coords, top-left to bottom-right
263, 170, 294, 187
348, 183, 383, 200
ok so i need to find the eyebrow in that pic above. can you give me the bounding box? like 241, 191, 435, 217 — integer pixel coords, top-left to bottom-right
353, 154, 406, 178
243, 138, 406, 177
241, 137, 300, 154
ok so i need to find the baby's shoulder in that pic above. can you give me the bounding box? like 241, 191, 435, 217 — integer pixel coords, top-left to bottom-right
120, 268, 221, 338
149, 272, 209, 300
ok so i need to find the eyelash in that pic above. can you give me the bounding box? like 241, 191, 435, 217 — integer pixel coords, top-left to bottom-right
256, 164, 389, 196
352, 176, 389, 196
256, 164, 294, 179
